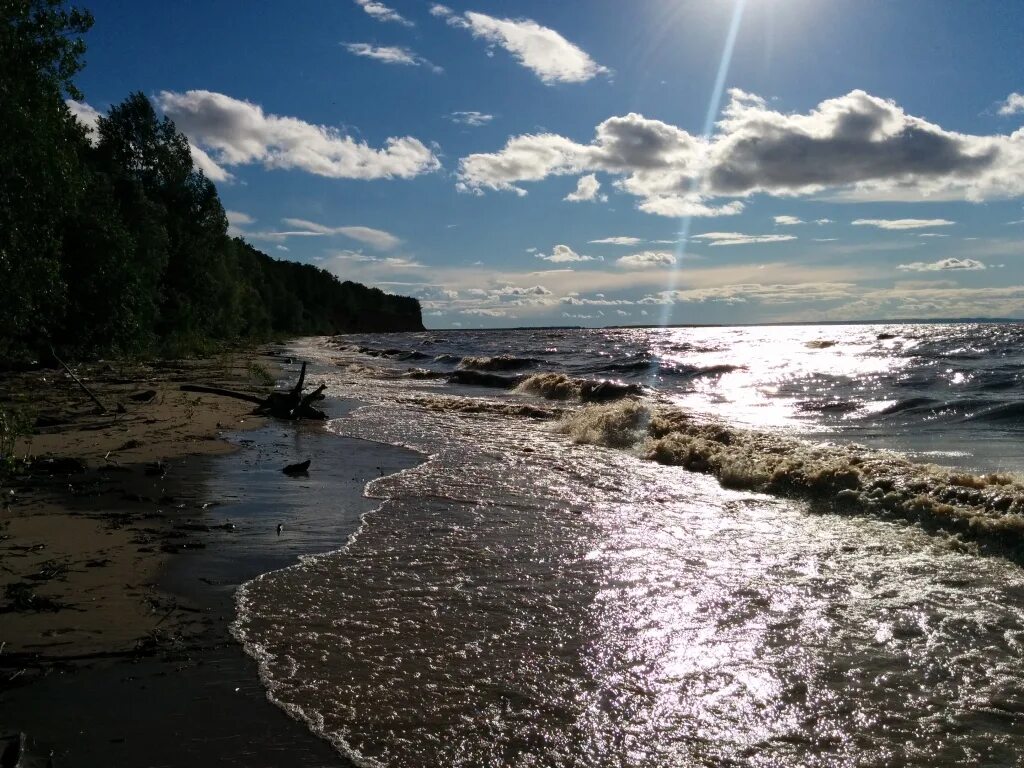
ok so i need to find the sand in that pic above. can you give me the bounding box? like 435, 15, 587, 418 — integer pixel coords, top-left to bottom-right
0, 349, 424, 767
1, 352, 278, 661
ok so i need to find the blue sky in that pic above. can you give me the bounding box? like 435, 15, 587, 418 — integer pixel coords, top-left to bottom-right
69, 0, 1024, 327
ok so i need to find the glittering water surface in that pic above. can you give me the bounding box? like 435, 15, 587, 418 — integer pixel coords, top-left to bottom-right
235, 325, 1024, 767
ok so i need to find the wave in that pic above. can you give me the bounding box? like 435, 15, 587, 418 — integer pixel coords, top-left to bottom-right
677, 363, 745, 378
515, 372, 643, 403
964, 402, 1024, 424
874, 397, 1024, 424
458, 355, 539, 372
404, 368, 447, 380
560, 400, 1024, 549
592, 359, 659, 374
876, 397, 940, 415
395, 393, 560, 420
796, 400, 861, 414
447, 369, 524, 389
357, 346, 430, 361
590, 360, 744, 378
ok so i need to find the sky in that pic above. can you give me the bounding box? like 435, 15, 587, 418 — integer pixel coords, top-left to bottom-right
68, 0, 1024, 328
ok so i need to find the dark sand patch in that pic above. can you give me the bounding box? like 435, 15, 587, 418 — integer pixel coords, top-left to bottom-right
2, 413, 421, 766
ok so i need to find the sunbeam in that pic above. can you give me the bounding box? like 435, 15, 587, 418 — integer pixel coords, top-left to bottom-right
657, 0, 749, 333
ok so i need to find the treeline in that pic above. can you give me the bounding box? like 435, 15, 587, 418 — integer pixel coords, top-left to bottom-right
0, 0, 422, 365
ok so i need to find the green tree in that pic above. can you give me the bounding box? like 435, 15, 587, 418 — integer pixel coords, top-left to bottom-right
0, 0, 93, 360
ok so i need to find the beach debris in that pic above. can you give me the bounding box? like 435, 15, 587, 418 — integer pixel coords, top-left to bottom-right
1, 583, 68, 613
127, 389, 157, 403
50, 347, 108, 414
282, 460, 311, 476
181, 361, 327, 421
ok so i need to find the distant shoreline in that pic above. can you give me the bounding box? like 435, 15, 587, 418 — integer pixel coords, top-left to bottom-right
419, 317, 1024, 332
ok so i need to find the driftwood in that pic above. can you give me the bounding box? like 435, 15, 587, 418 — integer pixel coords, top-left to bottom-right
51, 347, 107, 413
179, 385, 265, 405
180, 361, 327, 421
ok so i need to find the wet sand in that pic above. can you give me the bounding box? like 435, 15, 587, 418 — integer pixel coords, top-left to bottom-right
0, 353, 421, 766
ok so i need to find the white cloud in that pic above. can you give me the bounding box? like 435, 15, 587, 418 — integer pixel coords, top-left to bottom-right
448, 111, 494, 127
434, 8, 608, 85
643, 282, 855, 306
331, 253, 424, 271
897, 257, 987, 272
157, 89, 440, 180
279, 218, 401, 249
188, 144, 233, 182
331, 249, 378, 263
815, 218, 833, 224
616, 251, 676, 269
564, 173, 606, 203
491, 284, 552, 296
709, 89, 1013, 201
353, 0, 412, 26
344, 43, 441, 72
379, 256, 424, 268
916, 233, 950, 238
457, 87, 1024, 213
691, 232, 797, 246
589, 236, 645, 245
999, 93, 1024, 116
852, 218, 955, 230
636, 196, 744, 218
537, 244, 599, 263
66, 98, 100, 142
225, 210, 254, 235
773, 215, 804, 225
69, 98, 234, 181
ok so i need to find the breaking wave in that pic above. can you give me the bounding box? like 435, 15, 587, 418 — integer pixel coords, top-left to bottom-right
515, 372, 644, 403
394, 393, 560, 420
458, 354, 539, 372
356, 346, 430, 361
561, 399, 1024, 551
447, 369, 524, 389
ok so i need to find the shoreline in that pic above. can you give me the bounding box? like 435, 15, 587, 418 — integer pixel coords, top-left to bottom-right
0, 348, 422, 766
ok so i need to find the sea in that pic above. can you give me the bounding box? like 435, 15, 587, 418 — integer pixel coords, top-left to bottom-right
234, 322, 1024, 767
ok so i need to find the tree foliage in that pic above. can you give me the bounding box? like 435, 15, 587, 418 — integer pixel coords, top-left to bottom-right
1, 0, 422, 364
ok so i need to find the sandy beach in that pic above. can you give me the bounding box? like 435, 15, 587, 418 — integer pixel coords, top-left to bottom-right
0, 348, 420, 766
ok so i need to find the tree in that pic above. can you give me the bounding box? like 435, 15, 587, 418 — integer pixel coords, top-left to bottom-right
1, 1, 424, 364
0, 0, 93, 360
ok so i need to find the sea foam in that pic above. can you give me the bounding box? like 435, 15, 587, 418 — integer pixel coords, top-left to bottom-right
561, 400, 1024, 549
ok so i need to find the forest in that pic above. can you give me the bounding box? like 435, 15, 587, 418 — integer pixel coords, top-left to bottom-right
0, 0, 423, 366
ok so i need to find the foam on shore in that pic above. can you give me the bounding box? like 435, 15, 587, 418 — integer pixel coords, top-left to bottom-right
561, 399, 1024, 547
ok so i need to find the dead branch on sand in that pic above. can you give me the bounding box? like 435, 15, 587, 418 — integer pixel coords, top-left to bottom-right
180, 361, 326, 421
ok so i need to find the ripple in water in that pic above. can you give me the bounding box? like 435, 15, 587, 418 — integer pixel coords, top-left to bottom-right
235, 348, 1024, 767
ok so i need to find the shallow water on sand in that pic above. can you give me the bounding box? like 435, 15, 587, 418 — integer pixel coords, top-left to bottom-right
236, 331, 1024, 767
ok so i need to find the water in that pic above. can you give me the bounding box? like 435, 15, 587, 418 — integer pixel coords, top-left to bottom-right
235, 323, 1024, 767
